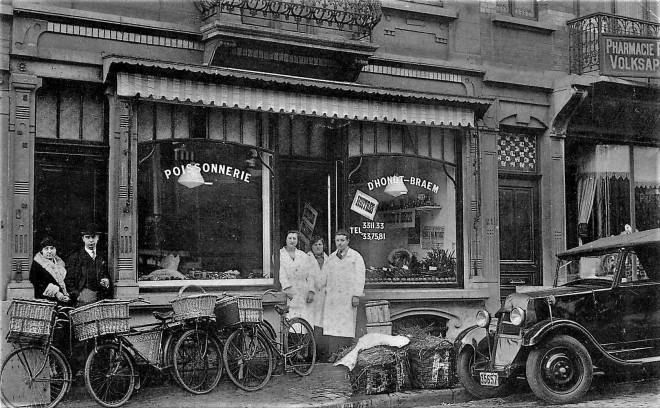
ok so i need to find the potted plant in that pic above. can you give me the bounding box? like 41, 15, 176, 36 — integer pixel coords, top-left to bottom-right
423, 248, 456, 278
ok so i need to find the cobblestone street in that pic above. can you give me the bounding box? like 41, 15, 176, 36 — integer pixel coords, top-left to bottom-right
442, 376, 660, 408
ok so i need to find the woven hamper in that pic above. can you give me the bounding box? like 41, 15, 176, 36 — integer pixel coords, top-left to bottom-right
170, 285, 217, 321
407, 338, 456, 389
349, 346, 411, 395
70, 299, 131, 341
214, 295, 263, 326
7, 298, 56, 344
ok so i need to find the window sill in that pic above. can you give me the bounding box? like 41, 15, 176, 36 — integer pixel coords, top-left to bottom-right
383, 2, 458, 20
139, 278, 274, 290
365, 288, 489, 301
491, 15, 557, 34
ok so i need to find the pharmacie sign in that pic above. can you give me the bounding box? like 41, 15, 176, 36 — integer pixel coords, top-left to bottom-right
600, 35, 660, 78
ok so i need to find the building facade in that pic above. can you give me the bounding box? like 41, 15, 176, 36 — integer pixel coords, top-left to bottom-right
1, 0, 658, 338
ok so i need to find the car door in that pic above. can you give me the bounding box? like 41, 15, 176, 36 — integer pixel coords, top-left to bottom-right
615, 250, 660, 360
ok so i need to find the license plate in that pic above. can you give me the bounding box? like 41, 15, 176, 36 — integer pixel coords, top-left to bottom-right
479, 372, 499, 387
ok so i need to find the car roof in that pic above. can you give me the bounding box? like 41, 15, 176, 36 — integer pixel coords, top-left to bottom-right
558, 228, 660, 258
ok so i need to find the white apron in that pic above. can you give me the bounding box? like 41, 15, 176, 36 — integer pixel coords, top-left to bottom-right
321, 247, 365, 338
307, 251, 328, 327
279, 247, 316, 325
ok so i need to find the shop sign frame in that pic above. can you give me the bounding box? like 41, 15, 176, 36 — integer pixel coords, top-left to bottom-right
599, 34, 660, 78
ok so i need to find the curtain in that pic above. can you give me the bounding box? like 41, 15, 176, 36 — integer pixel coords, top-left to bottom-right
577, 176, 597, 224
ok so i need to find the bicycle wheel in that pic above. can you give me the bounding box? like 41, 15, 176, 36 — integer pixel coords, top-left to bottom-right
84, 343, 135, 408
223, 327, 273, 391
259, 320, 277, 342
1, 345, 71, 408
162, 330, 182, 387
172, 329, 223, 394
285, 317, 317, 376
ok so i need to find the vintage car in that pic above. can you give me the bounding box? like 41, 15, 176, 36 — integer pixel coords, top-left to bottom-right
455, 228, 660, 404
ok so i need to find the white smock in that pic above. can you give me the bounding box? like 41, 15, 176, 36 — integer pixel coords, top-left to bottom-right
279, 247, 316, 325
321, 247, 365, 338
307, 251, 328, 327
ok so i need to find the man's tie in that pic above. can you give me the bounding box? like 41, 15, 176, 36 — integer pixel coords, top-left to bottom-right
91, 250, 96, 259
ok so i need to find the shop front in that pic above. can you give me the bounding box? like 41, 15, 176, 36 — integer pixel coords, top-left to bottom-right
5, 59, 492, 339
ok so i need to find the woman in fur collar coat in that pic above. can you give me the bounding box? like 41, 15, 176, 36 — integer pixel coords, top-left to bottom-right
29, 237, 73, 306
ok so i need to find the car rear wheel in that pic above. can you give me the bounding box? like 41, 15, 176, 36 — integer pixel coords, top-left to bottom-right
526, 334, 593, 404
457, 347, 511, 399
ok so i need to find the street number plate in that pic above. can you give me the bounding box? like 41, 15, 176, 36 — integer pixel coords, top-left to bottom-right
479, 372, 499, 387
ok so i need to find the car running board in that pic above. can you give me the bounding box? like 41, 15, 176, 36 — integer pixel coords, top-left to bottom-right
627, 356, 660, 363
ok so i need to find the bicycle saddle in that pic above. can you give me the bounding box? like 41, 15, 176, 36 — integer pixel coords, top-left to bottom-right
153, 310, 174, 321
274, 304, 290, 315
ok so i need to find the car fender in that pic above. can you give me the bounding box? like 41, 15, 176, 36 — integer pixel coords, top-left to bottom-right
454, 325, 490, 355
522, 319, 643, 367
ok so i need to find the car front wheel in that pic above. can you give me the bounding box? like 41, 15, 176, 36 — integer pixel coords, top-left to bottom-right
526, 334, 593, 404
457, 347, 510, 399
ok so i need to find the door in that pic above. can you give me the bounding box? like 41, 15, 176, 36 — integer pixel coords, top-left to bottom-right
34, 150, 108, 259
498, 178, 541, 299
279, 160, 335, 253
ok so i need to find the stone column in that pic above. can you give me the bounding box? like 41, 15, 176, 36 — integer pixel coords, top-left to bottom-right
6, 74, 41, 300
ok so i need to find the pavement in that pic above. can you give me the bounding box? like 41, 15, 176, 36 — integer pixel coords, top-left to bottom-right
57, 362, 660, 408
59, 362, 472, 408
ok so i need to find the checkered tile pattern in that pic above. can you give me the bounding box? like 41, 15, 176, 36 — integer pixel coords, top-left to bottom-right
498, 133, 537, 172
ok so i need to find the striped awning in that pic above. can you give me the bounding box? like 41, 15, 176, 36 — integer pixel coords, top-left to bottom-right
115, 71, 478, 127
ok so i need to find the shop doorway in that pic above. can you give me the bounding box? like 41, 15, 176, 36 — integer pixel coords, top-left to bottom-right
34, 148, 108, 259
498, 177, 541, 299
279, 160, 336, 253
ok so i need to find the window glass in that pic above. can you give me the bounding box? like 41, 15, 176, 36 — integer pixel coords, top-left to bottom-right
347, 155, 458, 284
137, 140, 271, 281
634, 146, 660, 231
497, 0, 537, 20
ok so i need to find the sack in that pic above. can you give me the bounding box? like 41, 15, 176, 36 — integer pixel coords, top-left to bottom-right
78, 288, 98, 306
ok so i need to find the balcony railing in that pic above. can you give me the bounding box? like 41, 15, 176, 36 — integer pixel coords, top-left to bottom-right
568, 13, 660, 75
194, 0, 382, 40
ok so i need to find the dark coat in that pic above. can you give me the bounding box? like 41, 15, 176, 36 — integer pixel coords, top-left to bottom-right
65, 247, 113, 304
29, 253, 73, 306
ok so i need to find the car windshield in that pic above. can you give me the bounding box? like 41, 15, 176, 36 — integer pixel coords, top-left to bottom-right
557, 244, 659, 286
558, 252, 619, 285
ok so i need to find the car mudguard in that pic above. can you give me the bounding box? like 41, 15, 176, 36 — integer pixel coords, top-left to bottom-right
522, 318, 645, 367
454, 325, 490, 355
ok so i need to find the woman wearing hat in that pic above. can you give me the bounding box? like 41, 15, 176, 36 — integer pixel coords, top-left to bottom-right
29, 236, 73, 306
65, 223, 113, 306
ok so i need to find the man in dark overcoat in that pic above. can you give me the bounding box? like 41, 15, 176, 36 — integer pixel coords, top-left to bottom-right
65, 223, 113, 306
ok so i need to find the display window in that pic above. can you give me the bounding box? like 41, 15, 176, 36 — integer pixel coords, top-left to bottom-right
346, 124, 461, 285
136, 103, 273, 282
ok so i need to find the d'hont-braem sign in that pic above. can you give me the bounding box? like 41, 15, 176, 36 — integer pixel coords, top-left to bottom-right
600, 34, 660, 78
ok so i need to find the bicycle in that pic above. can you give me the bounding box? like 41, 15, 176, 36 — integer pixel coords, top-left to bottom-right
81, 299, 223, 408
1, 298, 80, 408
221, 289, 317, 391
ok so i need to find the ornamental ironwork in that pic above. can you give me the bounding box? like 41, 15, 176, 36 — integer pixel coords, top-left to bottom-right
568, 12, 660, 74
194, 0, 382, 40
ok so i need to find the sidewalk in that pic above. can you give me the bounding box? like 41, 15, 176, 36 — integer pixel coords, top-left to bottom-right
59, 363, 472, 408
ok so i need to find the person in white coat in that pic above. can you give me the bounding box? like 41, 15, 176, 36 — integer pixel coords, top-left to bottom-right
321, 229, 365, 359
279, 230, 316, 325
307, 235, 328, 328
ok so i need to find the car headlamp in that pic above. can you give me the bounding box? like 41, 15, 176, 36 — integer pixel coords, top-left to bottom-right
510, 307, 526, 326
475, 310, 491, 328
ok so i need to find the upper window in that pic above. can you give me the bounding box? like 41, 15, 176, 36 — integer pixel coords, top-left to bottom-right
497, 0, 537, 20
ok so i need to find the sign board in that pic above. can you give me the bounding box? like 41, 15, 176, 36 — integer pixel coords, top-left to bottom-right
600, 34, 660, 78
299, 203, 318, 249
351, 190, 379, 221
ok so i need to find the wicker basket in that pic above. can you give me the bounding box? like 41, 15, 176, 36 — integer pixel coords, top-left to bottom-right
214, 295, 263, 326
124, 330, 162, 364
170, 285, 217, 321
407, 338, 456, 389
70, 299, 131, 341
349, 346, 411, 395
7, 298, 56, 344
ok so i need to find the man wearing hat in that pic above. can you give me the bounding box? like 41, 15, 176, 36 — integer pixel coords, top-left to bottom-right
65, 223, 113, 306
